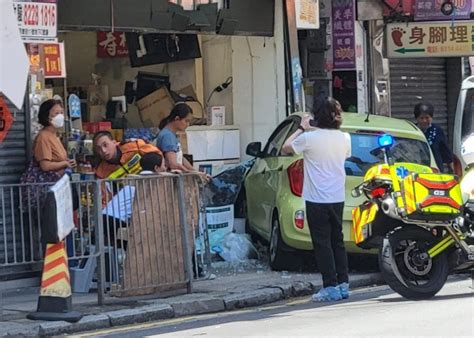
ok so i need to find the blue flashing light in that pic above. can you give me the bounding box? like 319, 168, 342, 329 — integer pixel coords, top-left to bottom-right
378, 134, 394, 148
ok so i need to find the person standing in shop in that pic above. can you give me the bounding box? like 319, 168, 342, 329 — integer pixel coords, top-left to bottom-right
414, 102, 454, 173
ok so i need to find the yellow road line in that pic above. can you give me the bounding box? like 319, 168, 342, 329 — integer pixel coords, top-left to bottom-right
74, 298, 313, 337
72, 316, 200, 337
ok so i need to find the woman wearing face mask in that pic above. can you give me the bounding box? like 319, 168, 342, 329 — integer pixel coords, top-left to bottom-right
20, 99, 77, 259
33, 99, 76, 174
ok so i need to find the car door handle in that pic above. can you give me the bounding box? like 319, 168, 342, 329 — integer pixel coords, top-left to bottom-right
276, 165, 283, 172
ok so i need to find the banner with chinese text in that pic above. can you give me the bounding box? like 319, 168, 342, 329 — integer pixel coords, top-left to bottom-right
97, 32, 129, 58
332, 0, 356, 69
386, 21, 474, 58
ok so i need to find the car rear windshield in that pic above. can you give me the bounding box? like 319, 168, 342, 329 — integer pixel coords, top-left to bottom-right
345, 134, 431, 176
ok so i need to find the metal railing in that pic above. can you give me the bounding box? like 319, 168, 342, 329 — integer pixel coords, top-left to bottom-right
0, 173, 209, 305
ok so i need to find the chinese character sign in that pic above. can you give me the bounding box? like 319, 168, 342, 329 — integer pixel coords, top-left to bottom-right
97, 32, 129, 58
415, 0, 472, 21
296, 0, 320, 30
386, 21, 474, 58
332, 0, 356, 69
12, 1, 57, 42
42, 42, 66, 78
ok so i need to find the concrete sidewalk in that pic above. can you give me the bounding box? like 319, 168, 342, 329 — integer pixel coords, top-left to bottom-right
0, 264, 383, 336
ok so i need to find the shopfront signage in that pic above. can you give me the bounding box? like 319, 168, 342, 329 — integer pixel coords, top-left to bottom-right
97, 32, 129, 58
414, 0, 472, 21
332, 0, 356, 69
296, 0, 320, 29
42, 42, 66, 78
0, 97, 14, 144
12, 0, 57, 42
386, 21, 474, 58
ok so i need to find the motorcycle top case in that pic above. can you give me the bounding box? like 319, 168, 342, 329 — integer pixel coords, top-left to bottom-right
401, 173, 462, 221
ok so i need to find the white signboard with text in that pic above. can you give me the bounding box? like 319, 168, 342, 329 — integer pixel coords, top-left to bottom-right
12, 1, 57, 42
50, 175, 74, 241
296, 0, 320, 29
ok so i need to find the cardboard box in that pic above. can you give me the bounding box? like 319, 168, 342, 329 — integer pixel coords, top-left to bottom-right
177, 85, 204, 120
186, 101, 204, 120
177, 131, 188, 154
83, 122, 112, 134
136, 87, 174, 128
111, 129, 124, 142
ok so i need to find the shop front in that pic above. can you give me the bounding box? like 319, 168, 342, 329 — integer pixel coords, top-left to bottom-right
1, 0, 289, 285
360, 0, 474, 144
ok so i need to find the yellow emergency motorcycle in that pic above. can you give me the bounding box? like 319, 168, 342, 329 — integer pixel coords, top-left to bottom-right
351, 134, 474, 300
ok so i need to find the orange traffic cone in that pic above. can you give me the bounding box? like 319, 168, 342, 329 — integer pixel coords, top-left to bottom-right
27, 241, 82, 322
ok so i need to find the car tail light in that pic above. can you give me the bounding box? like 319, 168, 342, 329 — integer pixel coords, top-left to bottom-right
371, 187, 386, 198
288, 160, 304, 197
431, 167, 440, 173
294, 210, 305, 229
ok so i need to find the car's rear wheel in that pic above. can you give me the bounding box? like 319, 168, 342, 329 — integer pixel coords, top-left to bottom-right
269, 214, 292, 271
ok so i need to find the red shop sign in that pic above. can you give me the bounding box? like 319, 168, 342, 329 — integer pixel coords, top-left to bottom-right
42, 42, 66, 78
97, 32, 129, 58
0, 97, 14, 144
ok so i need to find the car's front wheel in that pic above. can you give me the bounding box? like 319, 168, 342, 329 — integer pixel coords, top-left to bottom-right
269, 214, 292, 271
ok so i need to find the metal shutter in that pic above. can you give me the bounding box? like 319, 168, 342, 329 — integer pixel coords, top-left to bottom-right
0, 97, 28, 277
389, 58, 449, 137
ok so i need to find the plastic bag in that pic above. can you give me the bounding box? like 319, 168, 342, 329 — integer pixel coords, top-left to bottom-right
204, 160, 254, 207
218, 233, 259, 263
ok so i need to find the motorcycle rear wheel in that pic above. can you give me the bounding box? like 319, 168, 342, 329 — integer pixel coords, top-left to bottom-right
379, 227, 449, 300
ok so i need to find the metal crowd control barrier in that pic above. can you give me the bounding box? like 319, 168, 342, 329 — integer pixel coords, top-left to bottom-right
0, 180, 103, 305
0, 173, 210, 306
101, 173, 207, 297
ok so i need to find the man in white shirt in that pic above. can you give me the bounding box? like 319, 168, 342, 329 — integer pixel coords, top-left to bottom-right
282, 97, 351, 302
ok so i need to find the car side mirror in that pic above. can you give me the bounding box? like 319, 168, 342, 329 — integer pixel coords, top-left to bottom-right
246, 142, 263, 158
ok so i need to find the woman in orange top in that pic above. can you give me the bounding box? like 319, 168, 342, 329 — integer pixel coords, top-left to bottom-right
33, 99, 76, 175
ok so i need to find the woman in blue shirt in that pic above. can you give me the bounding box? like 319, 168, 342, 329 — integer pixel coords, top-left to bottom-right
156, 103, 196, 172
414, 102, 454, 173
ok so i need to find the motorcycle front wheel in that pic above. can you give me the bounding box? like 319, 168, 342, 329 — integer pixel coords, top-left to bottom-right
379, 227, 449, 300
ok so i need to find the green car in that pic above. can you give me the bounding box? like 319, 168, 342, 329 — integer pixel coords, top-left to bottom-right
244, 112, 438, 270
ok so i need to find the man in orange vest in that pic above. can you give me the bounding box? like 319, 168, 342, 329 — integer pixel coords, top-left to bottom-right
93, 131, 163, 247
93, 131, 162, 179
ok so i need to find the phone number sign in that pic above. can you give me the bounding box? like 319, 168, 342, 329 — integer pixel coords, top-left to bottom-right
13, 1, 57, 42
386, 21, 474, 58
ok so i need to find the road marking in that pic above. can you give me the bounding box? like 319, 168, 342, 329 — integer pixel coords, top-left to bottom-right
72, 286, 401, 337
72, 316, 201, 337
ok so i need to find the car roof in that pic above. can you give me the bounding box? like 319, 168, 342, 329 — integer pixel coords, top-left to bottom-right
290, 112, 426, 141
